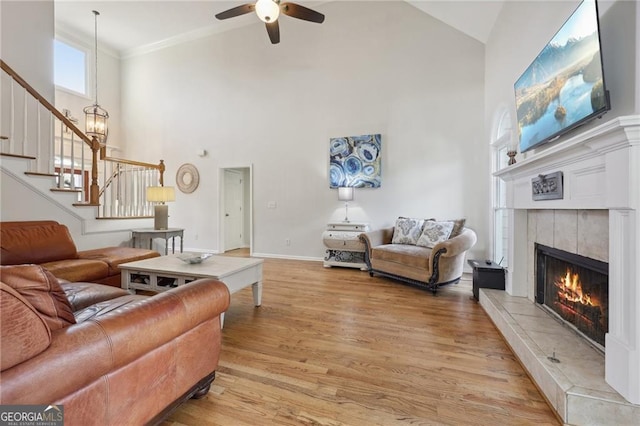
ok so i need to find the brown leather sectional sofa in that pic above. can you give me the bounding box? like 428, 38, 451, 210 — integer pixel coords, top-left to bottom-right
1, 264, 230, 425
0, 220, 160, 287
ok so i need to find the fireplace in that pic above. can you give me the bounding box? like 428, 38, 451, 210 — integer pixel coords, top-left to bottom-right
535, 243, 608, 349
488, 116, 639, 420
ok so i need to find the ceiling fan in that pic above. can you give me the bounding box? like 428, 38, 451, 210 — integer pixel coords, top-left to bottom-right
215, 0, 325, 44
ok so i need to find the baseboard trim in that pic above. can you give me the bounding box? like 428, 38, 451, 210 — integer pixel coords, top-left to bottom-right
252, 252, 322, 262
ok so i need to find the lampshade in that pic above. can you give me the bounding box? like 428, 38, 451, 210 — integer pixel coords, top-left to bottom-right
147, 186, 175, 230
255, 0, 280, 22
146, 186, 176, 203
338, 187, 354, 202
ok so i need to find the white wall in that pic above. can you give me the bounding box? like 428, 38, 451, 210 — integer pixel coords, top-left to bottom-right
0, 0, 54, 102
1, 1, 55, 172
121, 1, 486, 260
598, 0, 639, 115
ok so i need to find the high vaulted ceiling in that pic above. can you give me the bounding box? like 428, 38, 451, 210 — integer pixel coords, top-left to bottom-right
54, 0, 505, 56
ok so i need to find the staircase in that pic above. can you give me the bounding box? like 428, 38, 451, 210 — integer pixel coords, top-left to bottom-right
1, 60, 166, 227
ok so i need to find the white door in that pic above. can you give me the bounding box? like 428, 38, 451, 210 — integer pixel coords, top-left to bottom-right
224, 169, 244, 251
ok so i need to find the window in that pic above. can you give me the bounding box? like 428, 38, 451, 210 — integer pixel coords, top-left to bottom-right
54, 39, 87, 96
491, 109, 512, 267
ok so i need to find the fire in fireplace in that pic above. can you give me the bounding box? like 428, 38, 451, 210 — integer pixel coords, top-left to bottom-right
535, 244, 608, 349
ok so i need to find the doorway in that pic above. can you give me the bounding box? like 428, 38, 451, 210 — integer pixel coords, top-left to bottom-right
219, 166, 253, 254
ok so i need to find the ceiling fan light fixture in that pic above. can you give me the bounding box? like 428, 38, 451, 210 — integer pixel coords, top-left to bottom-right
255, 0, 279, 23
215, 0, 324, 44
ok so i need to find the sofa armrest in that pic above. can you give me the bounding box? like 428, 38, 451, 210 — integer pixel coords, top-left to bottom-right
359, 227, 394, 249
422, 228, 477, 287
432, 228, 477, 258
0, 279, 230, 404
359, 227, 394, 268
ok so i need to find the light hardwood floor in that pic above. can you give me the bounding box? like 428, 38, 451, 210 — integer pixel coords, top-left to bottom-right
163, 255, 559, 425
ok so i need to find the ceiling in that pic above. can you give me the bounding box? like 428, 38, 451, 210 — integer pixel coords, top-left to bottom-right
54, 0, 505, 56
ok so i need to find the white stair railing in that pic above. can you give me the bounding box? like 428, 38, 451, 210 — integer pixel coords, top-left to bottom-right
99, 159, 165, 219
1, 59, 165, 218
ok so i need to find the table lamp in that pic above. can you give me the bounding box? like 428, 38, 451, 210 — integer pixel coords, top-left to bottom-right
338, 187, 354, 223
146, 186, 175, 230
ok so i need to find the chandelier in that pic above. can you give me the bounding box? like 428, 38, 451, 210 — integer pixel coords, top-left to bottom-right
83, 10, 109, 145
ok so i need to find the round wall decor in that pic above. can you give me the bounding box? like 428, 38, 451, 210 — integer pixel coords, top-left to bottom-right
176, 163, 200, 194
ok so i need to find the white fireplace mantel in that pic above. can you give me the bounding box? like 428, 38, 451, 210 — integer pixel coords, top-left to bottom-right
495, 115, 639, 211
494, 115, 640, 406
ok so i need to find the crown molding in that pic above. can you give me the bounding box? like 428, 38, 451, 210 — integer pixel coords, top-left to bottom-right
55, 23, 119, 60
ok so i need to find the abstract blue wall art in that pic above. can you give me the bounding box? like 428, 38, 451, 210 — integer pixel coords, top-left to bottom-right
329, 134, 381, 188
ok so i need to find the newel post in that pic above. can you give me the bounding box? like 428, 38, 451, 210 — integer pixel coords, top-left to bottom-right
158, 160, 165, 187
90, 136, 100, 205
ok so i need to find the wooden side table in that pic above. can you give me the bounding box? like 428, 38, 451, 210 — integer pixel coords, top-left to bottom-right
467, 259, 505, 300
131, 228, 184, 255
322, 222, 369, 270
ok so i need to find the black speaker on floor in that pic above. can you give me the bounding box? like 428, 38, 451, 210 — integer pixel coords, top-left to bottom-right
467, 259, 506, 300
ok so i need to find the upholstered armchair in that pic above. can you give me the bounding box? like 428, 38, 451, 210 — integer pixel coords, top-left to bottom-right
359, 220, 477, 293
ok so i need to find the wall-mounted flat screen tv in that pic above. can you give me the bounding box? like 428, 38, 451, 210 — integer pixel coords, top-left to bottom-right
515, 0, 610, 153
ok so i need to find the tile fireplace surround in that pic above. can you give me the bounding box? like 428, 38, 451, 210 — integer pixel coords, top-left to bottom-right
489, 115, 640, 424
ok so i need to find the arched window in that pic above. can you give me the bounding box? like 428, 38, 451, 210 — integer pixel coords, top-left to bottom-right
490, 107, 512, 267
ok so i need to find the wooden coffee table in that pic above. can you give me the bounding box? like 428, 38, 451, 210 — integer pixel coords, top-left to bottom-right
119, 254, 263, 326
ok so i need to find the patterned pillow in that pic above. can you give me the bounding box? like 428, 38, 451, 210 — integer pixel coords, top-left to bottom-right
391, 217, 425, 245
416, 220, 455, 248
448, 218, 466, 238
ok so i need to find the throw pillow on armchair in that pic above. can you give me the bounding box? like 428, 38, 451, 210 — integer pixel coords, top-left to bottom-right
416, 220, 455, 248
391, 217, 425, 245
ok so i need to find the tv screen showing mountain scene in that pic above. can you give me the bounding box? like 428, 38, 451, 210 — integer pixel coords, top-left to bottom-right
515, 0, 609, 153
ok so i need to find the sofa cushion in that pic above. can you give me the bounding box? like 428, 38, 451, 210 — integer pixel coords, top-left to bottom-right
372, 244, 432, 269
0, 265, 75, 331
391, 217, 425, 245
0, 223, 78, 265
41, 259, 110, 283
73, 294, 149, 324
417, 220, 455, 248
78, 247, 160, 275
61, 282, 131, 312
0, 282, 52, 371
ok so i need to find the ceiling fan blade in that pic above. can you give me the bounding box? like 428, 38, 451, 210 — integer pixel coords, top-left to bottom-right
266, 21, 280, 44
280, 3, 325, 24
215, 4, 255, 20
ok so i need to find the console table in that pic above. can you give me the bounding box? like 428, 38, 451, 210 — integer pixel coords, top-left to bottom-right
322, 222, 369, 270
131, 228, 184, 255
